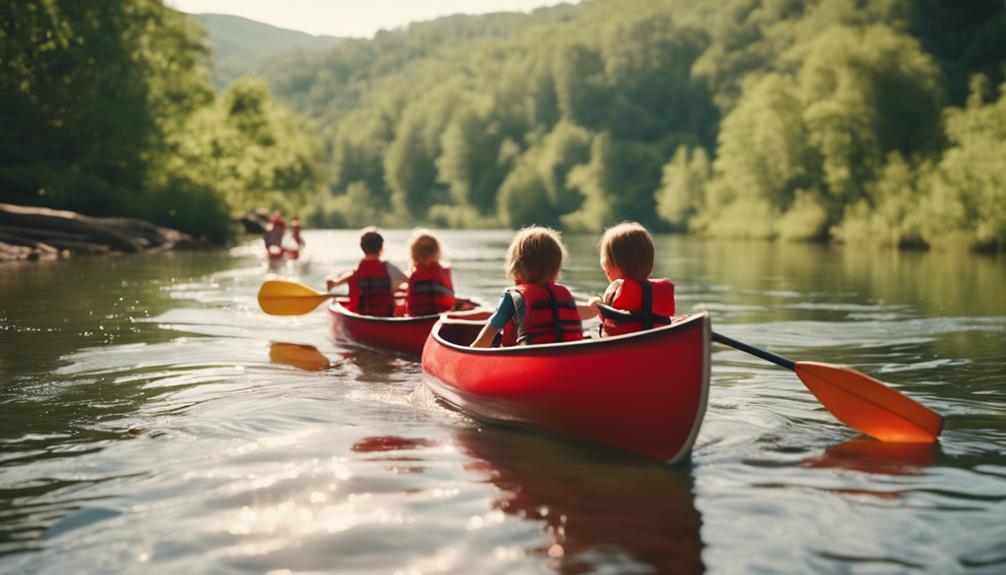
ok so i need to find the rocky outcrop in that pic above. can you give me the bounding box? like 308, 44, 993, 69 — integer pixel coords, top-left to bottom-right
0, 203, 193, 262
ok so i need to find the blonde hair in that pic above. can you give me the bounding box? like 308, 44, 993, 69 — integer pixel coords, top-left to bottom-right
409, 228, 441, 266
506, 226, 566, 284
600, 221, 654, 280
359, 226, 383, 255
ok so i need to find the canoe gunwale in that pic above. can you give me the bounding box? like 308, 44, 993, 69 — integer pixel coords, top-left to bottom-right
430, 312, 710, 356
329, 300, 441, 324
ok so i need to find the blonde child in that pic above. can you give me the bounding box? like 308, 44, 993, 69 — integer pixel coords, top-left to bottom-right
404, 229, 456, 316
471, 226, 597, 348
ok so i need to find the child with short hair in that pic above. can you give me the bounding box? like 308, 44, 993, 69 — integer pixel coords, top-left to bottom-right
405, 229, 456, 316
326, 227, 408, 317
471, 226, 598, 348
594, 222, 675, 336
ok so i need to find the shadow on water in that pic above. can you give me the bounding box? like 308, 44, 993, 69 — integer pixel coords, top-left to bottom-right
454, 427, 704, 574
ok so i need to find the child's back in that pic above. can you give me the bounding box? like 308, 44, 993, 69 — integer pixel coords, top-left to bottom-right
597, 222, 676, 337
405, 230, 455, 316
350, 258, 395, 316
470, 226, 596, 348
327, 227, 407, 317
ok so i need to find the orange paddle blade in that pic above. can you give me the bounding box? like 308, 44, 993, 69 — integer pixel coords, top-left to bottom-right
257, 279, 333, 316
795, 361, 943, 443
269, 342, 331, 371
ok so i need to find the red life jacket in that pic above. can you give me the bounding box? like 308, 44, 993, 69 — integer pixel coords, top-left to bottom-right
406, 263, 455, 316
601, 278, 675, 336
349, 259, 394, 317
502, 283, 583, 345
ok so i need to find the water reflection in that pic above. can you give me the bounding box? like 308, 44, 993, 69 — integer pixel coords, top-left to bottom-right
454, 427, 704, 574
338, 348, 408, 381
807, 439, 941, 476
268, 342, 331, 372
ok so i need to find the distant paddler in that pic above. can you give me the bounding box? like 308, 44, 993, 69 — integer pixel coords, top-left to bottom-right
285, 217, 305, 259
264, 211, 285, 259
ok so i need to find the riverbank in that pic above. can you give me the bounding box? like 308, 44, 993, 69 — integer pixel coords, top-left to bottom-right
0, 203, 194, 262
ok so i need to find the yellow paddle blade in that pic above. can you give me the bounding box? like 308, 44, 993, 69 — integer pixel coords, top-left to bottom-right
269, 342, 331, 371
795, 361, 943, 444
257, 279, 332, 316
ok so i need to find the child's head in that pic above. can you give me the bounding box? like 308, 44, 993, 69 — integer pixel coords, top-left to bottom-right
359, 226, 384, 256
409, 228, 441, 266
505, 226, 566, 284
600, 221, 654, 281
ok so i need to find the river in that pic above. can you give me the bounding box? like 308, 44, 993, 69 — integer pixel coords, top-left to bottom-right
1, 230, 1004, 574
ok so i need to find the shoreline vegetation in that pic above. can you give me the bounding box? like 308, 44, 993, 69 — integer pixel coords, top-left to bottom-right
3, 1, 1004, 253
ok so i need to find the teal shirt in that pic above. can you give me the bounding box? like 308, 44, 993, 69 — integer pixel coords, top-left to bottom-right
488, 290, 526, 330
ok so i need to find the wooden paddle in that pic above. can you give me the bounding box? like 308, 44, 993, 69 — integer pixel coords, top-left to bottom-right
596, 304, 942, 443
257, 279, 479, 317
712, 331, 942, 444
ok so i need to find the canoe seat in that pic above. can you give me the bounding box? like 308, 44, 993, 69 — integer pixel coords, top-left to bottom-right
437, 319, 485, 346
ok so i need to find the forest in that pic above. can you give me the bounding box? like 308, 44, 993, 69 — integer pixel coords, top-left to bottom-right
2, 0, 1004, 250
1, 0, 319, 243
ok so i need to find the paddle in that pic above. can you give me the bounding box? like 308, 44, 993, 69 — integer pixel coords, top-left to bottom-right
597, 304, 942, 443
713, 331, 942, 444
257, 279, 480, 317
258, 279, 338, 316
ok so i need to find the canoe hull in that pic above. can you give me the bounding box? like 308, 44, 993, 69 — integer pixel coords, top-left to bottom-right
329, 301, 438, 356
422, 313, 711, 463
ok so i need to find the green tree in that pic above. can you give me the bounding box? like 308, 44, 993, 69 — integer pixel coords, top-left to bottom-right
656, 147, 711, 230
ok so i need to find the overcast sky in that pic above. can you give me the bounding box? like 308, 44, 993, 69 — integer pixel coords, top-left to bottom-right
167, 0, 574, 37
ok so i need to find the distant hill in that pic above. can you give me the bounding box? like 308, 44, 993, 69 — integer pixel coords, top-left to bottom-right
195, 13, 344, 88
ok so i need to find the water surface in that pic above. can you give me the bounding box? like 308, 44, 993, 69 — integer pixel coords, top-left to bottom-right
1, 231, 1004, 573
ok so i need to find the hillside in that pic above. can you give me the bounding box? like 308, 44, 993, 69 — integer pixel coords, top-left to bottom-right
237, 0, 1006, 251
196, 13, 344, 88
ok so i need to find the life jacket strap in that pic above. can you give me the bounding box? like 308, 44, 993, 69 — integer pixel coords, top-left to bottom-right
597, 303, 671, 326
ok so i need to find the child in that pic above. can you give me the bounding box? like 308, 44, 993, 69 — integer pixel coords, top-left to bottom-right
405, 229, 456, 316
326, 227, 408, 317
290, 217, 305, 248
594, 222, 675, 337
284, 217, 305, 259
263, 211, 285, 258
471, 226, 597, 348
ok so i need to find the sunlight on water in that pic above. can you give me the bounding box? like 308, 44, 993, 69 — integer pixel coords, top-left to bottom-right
1, 231, 1004, 573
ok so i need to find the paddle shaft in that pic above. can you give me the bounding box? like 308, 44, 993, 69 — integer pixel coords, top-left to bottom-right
712, 331, 796, 371
597, 302, 798, 371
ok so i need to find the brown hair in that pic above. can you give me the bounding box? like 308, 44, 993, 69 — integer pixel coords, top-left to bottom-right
409, 228, 441, 266
600, 221, 654, 280
505, 226, 566, 284
359, 226, 384, 255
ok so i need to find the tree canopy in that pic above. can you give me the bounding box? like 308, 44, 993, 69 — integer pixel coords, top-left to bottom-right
254, 0, 1004, 250
1, 0, 321, 242
2, 0, 1003, 250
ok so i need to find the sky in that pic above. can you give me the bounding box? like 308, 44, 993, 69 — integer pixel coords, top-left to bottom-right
167, 0, 574, 38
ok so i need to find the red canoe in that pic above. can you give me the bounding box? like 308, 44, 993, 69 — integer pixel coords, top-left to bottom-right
329, 300, 489, 356
422, 313, 711, 463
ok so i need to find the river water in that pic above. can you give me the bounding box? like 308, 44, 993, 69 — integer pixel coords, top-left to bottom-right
1, 230, 1003, 574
